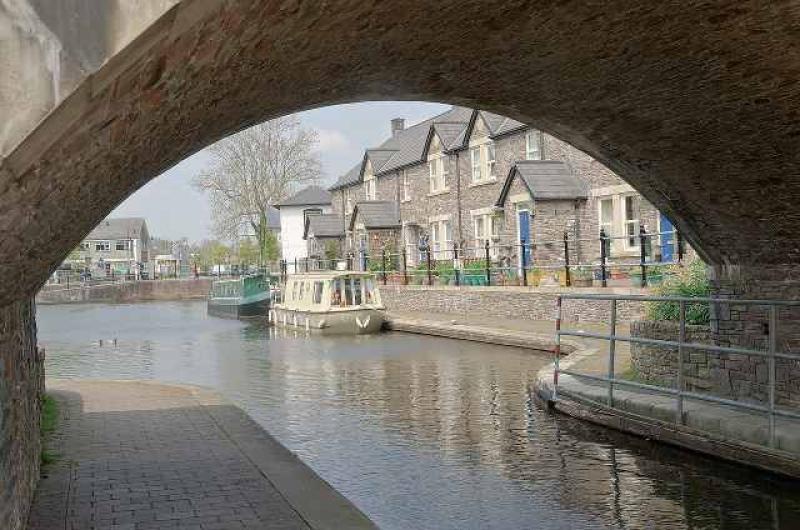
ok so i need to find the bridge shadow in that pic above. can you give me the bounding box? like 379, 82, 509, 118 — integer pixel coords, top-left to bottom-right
27, 381, 374, 530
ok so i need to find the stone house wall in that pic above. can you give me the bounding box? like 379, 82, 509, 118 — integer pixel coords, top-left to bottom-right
0, 300, 45, 530
331, 119, 681, 271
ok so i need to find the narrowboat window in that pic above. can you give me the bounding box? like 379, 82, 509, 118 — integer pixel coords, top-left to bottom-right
299, 281, 306, 301
332, 279, 343, 306
343, 278, 353, 307
365, 278, 374, 304
353, 278, 362, 305
291, 281, 298, 301
313, 282, 324, 304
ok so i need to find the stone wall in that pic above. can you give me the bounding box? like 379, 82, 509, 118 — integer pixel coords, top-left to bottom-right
36, 278, 211, 305
630, 321, 714, 392
631, 319, 800, 408
0, 299, 44, 530
381, 284, 646, 323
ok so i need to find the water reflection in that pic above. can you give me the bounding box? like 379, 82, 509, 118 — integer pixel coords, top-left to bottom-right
38, 301, 800, 530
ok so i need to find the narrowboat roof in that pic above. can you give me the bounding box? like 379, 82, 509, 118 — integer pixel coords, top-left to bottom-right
285, 271, 378, 280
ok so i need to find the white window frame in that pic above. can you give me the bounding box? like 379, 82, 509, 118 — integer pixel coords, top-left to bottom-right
525, 130, 543, 160
401, 170, 411, 202
473, 212, 501, 258
428, 156, 448, 194
115, 240, 132, 251
364, 174, 376, 201
470, 146, 482, 183
486, 142, 496, 179
623, 194, 640, 250
598, 198, 614, 239
470, 141, 496, 184
429, 218, 452, 259
95, 241, 110, 252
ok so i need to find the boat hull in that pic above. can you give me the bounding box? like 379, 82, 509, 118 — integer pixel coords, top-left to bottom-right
271, 306, 384, 334
208, 295, 269, 319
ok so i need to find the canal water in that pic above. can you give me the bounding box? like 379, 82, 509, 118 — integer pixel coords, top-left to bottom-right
38, 301, 800, 529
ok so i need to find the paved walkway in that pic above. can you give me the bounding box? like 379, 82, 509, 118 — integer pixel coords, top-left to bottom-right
28, 380, 376, 530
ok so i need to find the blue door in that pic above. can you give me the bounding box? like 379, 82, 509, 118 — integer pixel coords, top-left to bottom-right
660, 213, 675, 263
518, 210, 532, 268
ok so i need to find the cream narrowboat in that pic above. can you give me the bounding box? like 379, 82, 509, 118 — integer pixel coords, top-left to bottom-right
270, 272, 385, 334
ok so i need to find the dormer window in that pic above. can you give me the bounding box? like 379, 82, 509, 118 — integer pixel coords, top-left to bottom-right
525, 130, 543, 160
429, 156, 447, 193
470, 141, 496, 184
365, 177, 376, 200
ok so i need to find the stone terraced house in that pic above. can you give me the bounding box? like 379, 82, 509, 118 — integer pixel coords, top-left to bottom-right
319, 107, 685, 274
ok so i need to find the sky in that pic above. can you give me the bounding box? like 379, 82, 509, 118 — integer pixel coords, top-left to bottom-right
112, 101, 450, 242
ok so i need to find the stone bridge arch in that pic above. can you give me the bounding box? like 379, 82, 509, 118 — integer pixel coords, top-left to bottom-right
1, 0, 800, 305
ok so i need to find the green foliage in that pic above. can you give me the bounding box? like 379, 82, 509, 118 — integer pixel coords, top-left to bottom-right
324, 241, 339, 262
646, 259, 711, 325
237, 239, 260, 266
261, 230, 280, 262
41, 394, 58, 467
197, 240, 231, 268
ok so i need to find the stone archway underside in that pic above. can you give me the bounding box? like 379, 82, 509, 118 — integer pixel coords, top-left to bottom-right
2, 0, 800, 305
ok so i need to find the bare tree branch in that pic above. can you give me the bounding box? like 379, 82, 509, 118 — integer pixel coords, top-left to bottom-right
193, 116, 322, 253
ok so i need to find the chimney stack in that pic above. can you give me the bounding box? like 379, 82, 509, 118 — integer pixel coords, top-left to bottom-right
391, 118, 405, 138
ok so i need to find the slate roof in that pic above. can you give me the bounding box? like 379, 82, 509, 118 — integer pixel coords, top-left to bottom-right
86, 218, 148, 240
327, 107, 532, 192
329, 162, 364, 191
304, 214, 345, 239
496, 161, 588, 206
275, 185, 332, 207
349, 201, 401, 231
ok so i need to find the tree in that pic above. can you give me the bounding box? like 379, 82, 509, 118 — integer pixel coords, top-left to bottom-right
193, 116, 321, 263
237, 239, 260, 266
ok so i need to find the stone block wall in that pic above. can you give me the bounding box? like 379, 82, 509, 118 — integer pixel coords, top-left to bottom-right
381, 285, 645, 323
631, 319, 800, 408
0, 299, 44, 530
36, 278, 211, 305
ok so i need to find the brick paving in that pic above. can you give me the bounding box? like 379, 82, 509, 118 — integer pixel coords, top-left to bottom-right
27, 380, 375, 530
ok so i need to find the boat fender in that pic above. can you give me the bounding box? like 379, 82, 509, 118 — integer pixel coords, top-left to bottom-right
293, 314, 298, 327
318, 319, 326, 329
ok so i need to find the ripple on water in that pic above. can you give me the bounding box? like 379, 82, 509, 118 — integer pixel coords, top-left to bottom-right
38, 301, 800, 530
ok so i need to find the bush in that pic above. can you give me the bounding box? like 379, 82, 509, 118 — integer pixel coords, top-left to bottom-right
646, 259, 711, 325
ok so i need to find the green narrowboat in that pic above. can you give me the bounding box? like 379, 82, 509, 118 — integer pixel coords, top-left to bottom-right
207, 273, 271, 319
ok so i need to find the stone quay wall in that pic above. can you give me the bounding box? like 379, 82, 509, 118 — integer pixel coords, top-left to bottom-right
631, 320, 800, 408
380, 285, 646, 323
36, 278, 212, 305
0, 299, 44, 530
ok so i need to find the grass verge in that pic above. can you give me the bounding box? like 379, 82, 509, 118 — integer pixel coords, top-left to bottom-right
40, 394, 58, 467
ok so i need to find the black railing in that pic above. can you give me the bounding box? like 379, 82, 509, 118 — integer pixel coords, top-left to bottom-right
282, 228, 687, 289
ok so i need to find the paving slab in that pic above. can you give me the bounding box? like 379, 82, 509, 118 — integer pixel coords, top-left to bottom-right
27, 379, 376, 530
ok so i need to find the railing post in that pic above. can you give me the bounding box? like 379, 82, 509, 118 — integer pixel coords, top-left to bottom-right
677, 300, 686, 424
362, 252, 368, 272
484, 240, 491, 286
453, 243, 461, 287
294, 257, 297, 275
600, 228, 608, 288
676, 230, 685, 263
639, 225, 648, 288
608, 299, 617, 407
563, 231, 571, 287
521, 238, 528, 287
402, 248, 408, 285
426, 245, 433, 286
382, 248, 387, 285
769, 304, 777, 448
553, 295, 563, 402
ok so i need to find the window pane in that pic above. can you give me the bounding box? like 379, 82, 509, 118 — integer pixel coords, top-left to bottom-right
313, 282, 323, 304
353, 278, 362, 305
343, 279, 352, 306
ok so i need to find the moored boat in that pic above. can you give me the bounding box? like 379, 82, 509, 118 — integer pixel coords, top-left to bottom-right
271, 271, 385, 334
207, 273, 271, 319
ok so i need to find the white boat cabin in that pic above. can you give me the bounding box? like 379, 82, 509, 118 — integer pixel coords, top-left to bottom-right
280, 272, 383, 312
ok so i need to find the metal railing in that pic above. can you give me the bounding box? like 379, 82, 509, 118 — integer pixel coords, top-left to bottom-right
288, 228, 686, 288
552, 293, 800, 449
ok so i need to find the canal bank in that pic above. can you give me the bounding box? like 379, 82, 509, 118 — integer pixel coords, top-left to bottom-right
36, 278, 212, 305
28, 379, 376, 530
